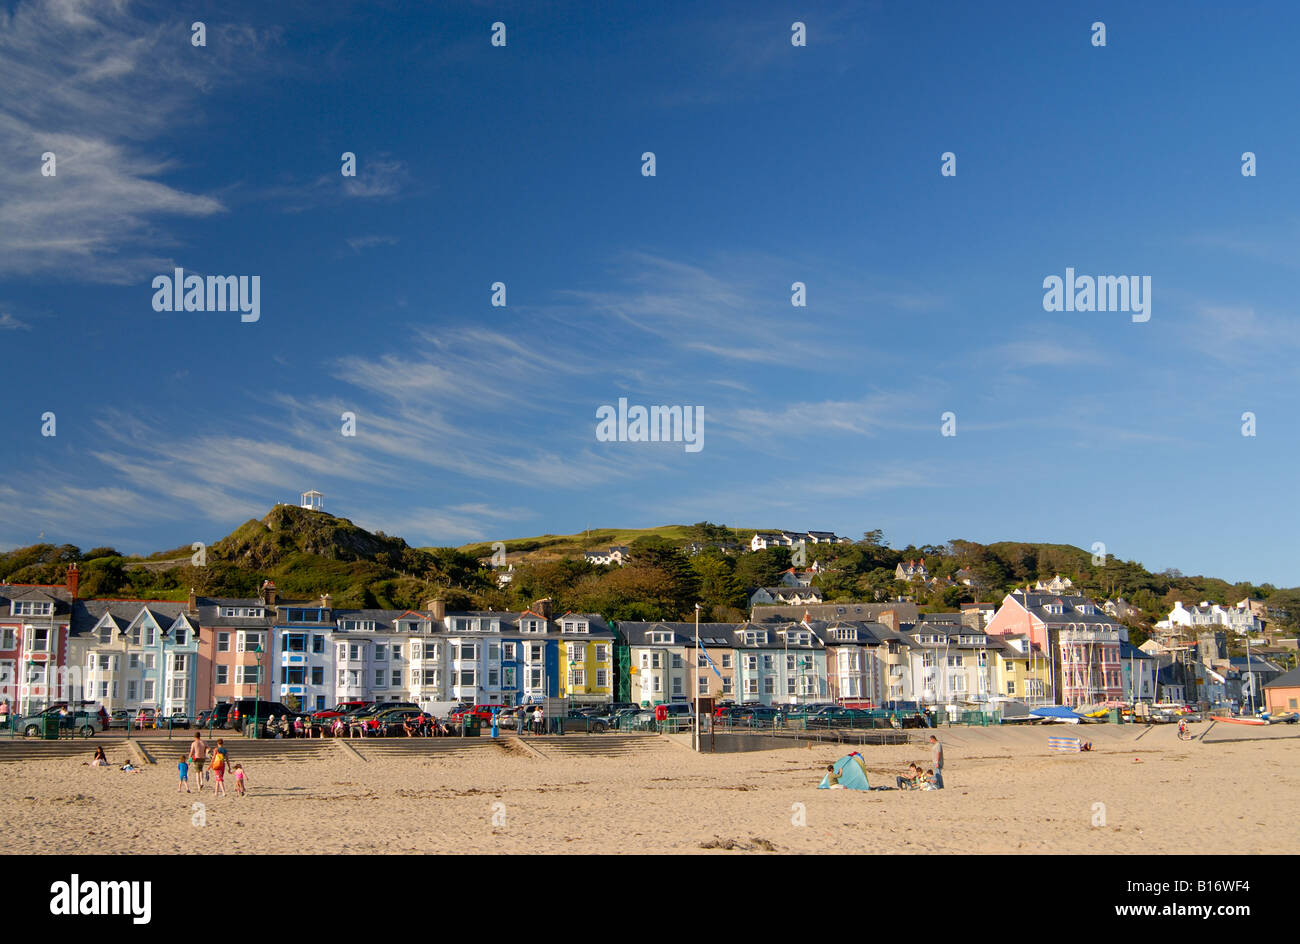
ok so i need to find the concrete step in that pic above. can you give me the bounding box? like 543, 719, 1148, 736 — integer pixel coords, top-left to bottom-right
528, 734, 672, 756
0, 738, 131, 763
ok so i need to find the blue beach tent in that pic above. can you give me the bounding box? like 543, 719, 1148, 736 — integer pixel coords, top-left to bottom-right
817, 752, 872, 790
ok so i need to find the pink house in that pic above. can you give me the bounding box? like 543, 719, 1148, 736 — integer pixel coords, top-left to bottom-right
986, 590, 1124, 708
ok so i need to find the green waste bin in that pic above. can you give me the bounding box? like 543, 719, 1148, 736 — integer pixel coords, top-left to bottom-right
1109, 708, 1121, 724
462, 716, 480, 737
42, 714, 60, 740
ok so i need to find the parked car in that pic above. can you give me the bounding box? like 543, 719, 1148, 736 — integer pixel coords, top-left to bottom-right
563, 710, 609, 733
161, 711, 191, 729
732, 705, 785, 728
22, 705, 100, 738
449, 704, 508, 723
312, 700, 374, 721
806, 707, 885, 729
197, 705, 232, 728
228, 700, 299, 731
363, 707, 428, 735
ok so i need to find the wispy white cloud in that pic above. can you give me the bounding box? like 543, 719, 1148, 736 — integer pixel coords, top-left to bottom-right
0, 0, 279, 281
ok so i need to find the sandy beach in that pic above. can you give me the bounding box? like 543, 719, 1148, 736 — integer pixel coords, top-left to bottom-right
1, 725, 1295, 855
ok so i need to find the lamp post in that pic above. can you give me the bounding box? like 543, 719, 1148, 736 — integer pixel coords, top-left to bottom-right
253, 643, 264, 737
118, 629, 132, 741
693, 603, 700, 753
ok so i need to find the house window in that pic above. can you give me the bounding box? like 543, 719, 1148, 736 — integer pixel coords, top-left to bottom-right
503, 642, 516, 660
488, 668, 500, 687
488, 643, 501, 662
459, 669, 476, 687
763, 654, 773, 670
671, 653, 683, 669
284, 667, 306, 685
1007, 681, 1015, 695
594, 644, 608, 662
215, 632, 230, 653
744, 655, 757, 671
127, 680, 138, 701
375, 645, 386, 661
786, 677, 795, 695
744, 679, 758, 695
698, 675, 709, 694
29, 629, 50, 652
569, 668, 584, 688
671, 676, 682, 696
374, 669, 385, 687
595, 669, 607, 688
528, 667, 542, 689
173, 627, 188, 646
142, 680, 156, 702
172, 653, 187, 672
216, 666, 228, 685
283, 633, 306, 652
764, 678, 775, 695
391, 645, 402, 660
722, 677, 733, 694
237, 632, 264, 653
312, 635, 324, 653
311, 667, 324, 685
721, 654, 732, 669
504, 667, 517, 688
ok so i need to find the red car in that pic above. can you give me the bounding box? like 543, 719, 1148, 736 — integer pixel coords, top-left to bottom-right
448, 704, 507, 723
312, 700, 373, 721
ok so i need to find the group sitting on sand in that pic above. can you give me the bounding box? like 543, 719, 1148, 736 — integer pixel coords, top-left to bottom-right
895, 762, 939, 790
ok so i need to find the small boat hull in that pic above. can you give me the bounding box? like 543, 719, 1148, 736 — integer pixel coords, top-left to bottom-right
1209, 715, 1268, 726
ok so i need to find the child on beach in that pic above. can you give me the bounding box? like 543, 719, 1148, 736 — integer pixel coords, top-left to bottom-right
233, 763, 247, 797
920, 769, 936, 790
178, 757, 190, 793
210, 739, 229, 797
896, 763, 920, 790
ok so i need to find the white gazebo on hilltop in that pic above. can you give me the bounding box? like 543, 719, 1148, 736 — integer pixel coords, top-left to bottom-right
300, 489, 323, 511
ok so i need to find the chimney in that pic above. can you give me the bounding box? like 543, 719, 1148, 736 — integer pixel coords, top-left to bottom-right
187, 587, 198, 615
427, 599, 446, 622
259, 580, 278, 607
878, 608, 900, 632
320, 593, 332, 611
533, 597, 553, 620
65, 563, 79, 600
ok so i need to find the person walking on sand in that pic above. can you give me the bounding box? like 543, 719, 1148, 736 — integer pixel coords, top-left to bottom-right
533, 705, 543, 736
177, 756, 190, 793
210, 740, 229, 797
516, 705, 527, 737
233, 763, 247, 797
188, 732, 208, 790
929, 735, 944, 789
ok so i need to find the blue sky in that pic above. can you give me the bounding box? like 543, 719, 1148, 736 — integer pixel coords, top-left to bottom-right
1, 0, 1297, 586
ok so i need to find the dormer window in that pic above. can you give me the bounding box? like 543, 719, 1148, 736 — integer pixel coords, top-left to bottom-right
742, 631, 768, 646
562, 620, 589, 634
650, 631, 673, 645
12, 601, 53, 617
831, 628, 858, 642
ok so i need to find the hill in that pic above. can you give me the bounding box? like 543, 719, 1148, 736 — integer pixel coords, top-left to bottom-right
456, 523, 759, 564
1, 513, 1296, 633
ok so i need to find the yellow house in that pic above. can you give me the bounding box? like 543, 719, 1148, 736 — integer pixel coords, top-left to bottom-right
992, 635, 1052, 706
555, 612, 615, 705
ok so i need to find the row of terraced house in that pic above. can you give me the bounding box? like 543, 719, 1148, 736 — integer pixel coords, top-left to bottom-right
0, 566, 1156, 716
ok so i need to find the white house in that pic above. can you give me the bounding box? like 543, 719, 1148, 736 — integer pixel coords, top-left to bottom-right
1160, 601, 1262, 636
